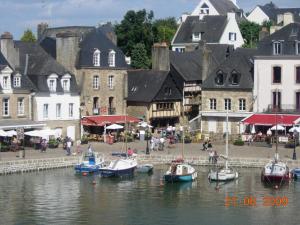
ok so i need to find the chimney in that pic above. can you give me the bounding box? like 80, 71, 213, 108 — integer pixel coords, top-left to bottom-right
56, 31, 79, 74
0, 32, 19, 69
152, 42, 170, 71
283, 12, 294, 27
37, 23, 48, 40
201, 43, 212, 82
259, 27, 269, 41
180, 13, 189, 23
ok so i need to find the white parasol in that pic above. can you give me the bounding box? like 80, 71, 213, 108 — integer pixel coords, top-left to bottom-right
106, 124, 124, 130
267, 129, 272, 135
289, 127, 300, 133
6, 130, 17, 137
138, 122, 153, 128
270, 125, 285, 131
251, 125, 256, 134
0, 129, 8, 137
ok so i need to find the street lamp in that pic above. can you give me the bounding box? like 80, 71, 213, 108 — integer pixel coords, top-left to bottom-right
293, 130, 297, 160
146, 126, 150, 155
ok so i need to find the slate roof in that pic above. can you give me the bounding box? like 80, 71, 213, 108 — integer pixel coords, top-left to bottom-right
209, 0, 240, 15
202, 48, 256, 90
170, 44, 234, 82
173, 15, 227, 44
0, 51, 10, 70
259, 3, 300, 23
14, 41, 79, 94
78, 28, 128, 68
257, 23, 300, 55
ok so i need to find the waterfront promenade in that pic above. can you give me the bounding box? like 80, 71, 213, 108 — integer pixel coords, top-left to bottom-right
1, 141, 300, 175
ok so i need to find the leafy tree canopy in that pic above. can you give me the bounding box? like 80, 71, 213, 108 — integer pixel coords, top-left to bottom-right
153, 17, 178, 46
239, 21, 260, 48
20, 29, 36, 42
131, 43, 150, 69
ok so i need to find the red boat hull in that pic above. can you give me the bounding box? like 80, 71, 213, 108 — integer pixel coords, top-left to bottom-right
261, 172, 290, 183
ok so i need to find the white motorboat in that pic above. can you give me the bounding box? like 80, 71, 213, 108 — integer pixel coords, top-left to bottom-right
99, 158, 137, 177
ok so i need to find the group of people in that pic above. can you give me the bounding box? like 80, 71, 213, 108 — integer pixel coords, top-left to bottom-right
150, 136, 165, 151
202, 140, 212, 151
202, 140, 218, 164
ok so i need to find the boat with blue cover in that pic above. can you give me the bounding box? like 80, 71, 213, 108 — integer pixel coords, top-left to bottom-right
99, 158, 137, 177
291, 168, 300, 180
74, 152, 104, 174
164, 161, 197, 182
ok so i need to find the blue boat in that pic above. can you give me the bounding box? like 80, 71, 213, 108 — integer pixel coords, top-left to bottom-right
74, 152, 104, 175
291, 168, 300, 180
136, 164, 154, 173
99, 158, 137, 177
164, 163, 197, 182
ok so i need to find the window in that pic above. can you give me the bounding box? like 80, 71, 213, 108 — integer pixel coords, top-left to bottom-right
215, 71, 224, 85
164, 87, 172, 96
273, 41, 282, 55
108, 75, 114, 89
108, 50, 116, 67
3, 76, 9, 89
48, 79, 56, 92
62, 79, 70, 92
296, 67, 300, 83
2, 98, 9, 116
229, 32, 237, 41
296, 41, 300, 55
239, 99, 246, 111
224, 98, 231, 110
43, 104, 48, 119
210, 98, 216, 110
156, 103, 174, 111
69, 103, 74, 117
17, 98, 24, 115
192, 32, 201, 42
272, 91, 281, 110
13, 76, 21, 87
231, 71, 239, 85
93, 75, 99, 89
273, 66, 281, 83
93, 49, 100, 66
296, 92, 300, 111
56, 103, 61, 118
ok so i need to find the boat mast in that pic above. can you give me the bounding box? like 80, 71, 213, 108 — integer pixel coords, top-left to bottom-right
275, 89, 278, 162
225, 108, 229, 169
182, 126, 184, 160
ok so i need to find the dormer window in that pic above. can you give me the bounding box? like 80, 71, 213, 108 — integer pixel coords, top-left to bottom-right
108, 50, 116, 67
273, 41, 282, 55
93, 49, 100, 66
230, 71, 240, 85
2, 76, 10, 89
47, 74, 58, 92
61, 74, 71, 92
296, 41, 300, 55
215, 71, 225, 85
192, 32, 201, 42
200, 3, 209, 14
13, 74, 21, 88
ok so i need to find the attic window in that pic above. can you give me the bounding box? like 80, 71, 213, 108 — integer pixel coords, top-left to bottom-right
215, 71, 224, 85
164, 87, 172, 96
47, 74, 58, 92
273, 41, 282, 55
93, 49, 100, 66
230, 71, 240, 85
108, 50, 116, 67
13, 74, 21, 88
296, 41, 300, 55
131, 86, 138, 92
192, 32, 201, 42
61, 74, 71, 92
2, 76, 10, 89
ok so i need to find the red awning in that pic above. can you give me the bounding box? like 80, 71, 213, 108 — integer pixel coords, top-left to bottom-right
242, 114, 300, 126
81, 115, 140, 126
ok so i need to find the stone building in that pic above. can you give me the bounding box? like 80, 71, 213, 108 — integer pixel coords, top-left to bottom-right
38, 24, 128, 118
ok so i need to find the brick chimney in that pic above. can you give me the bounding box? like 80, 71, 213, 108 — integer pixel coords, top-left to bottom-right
152, 42, 170, 71
56, 31, 79, 74
37, 23, 48, 40
259, 27, 269, 41
0, 32, 19, 69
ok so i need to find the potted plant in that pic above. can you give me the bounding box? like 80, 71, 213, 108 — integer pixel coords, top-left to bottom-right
81, 135, 89, 144
48, 138, 59, 148
184, 133, 192, 144
233, 139, 244, 146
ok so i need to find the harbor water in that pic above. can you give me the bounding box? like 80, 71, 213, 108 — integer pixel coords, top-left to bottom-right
0, 166, 300, 225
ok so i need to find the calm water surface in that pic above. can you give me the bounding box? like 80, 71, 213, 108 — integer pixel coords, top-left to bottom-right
0, 166, 300, 225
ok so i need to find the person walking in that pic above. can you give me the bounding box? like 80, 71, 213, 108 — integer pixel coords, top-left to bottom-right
208, 150, 214, 164
202, 141, 208, 151
66, 138, 72, 156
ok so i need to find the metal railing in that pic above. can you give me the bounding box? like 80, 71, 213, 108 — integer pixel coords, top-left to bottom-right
264, 104, 300, 113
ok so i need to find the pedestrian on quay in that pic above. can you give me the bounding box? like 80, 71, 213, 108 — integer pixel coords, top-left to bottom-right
207, 140, 212, 151
213, 150, 218, 164
150, 136, 155, 152
66, 137, 72, 156
88, 144, 93, 154
202, 141, 208, 151
208, 150, 214, 164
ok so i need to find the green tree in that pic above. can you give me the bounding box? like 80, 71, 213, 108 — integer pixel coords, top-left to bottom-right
115, 9, 154, 57
131, 43, 150, 69
262, 20, 273, 32
153, 17, 178, 46
239, 21, 260, 48
20, 29, 36, 42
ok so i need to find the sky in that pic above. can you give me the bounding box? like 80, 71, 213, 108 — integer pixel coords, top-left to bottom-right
0, 0, 299, 39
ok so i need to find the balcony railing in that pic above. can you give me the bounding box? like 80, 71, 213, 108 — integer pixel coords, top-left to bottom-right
264, 104, 300, 113
184, 97, 201, 105
108, 107, 116, 115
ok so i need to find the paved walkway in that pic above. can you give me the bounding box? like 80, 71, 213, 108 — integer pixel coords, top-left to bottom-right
0, 140, 298, 161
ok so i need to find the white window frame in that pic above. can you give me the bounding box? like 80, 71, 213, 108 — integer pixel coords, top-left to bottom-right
108, 50, 116, 67
296, 41, 300, 55
229, 32, 237, 41
93, 49, 100, 66
192, 32, 201, 42
56, 103, 61, 118
17, 98, 25, 116
2, 98, 9, 116
13, 75, 21, 88
47, 74, 58, 92
69, 103, 74, 118
108, 75, 114, 90
93, 75, 99, 89
209, 98, 216, 110
273, 41, 282, 55
43, 104, 48, 119
239, 99, 246, 111
224, 98, 231, 111
2, 76, 10, 89
61, 74, 71, 92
